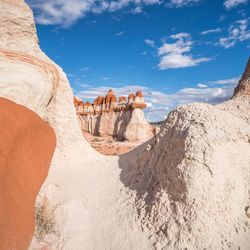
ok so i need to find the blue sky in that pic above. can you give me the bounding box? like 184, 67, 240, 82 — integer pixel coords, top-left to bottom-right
27, 0, 249, 122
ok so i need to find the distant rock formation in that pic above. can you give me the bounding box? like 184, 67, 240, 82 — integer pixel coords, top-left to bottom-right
0, 98, 55, 250
74, 89, 153, 141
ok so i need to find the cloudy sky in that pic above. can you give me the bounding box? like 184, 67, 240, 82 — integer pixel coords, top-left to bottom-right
27, 0, 249, 122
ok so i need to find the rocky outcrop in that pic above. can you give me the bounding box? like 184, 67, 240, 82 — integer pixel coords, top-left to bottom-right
0, 0, 40, 55
74, 90, 153, 141
124, 108, 153, 141
74, 89, 148, 115
0, 1, 94, 249
119, 59, 250, 249
233, 57, 250, 97
0, 0, 87, 152
0, 98, 55, 250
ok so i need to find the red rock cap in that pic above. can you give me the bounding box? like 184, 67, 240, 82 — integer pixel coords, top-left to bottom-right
119, 96, 126, 102
85, 101, 92, 107
73, 96, 84, 107
128, 93, 135, 100
136, 90, 143, 97
105, 89, 114, 104
111, 95, 117, 103
97, 96, 104, 105
93, 98, 98, 106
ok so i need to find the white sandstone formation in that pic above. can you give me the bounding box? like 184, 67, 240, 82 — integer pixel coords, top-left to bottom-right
124, 108, 153, 141
0, 1, 249, 249
74, 89, 153, 142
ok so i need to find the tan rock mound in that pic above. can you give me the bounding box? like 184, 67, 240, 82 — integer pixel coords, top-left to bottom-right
0, 98, 56, 250
124, 108, 153, 141
118, 59, 250, 249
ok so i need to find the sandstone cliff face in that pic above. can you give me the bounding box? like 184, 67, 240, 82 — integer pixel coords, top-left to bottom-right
0, 0, 40, 55
1, 1, 250, 250
0, 1, 96, 249
0, 0, 90, 153
74, 90, 153, 142
0, 98, 55, 250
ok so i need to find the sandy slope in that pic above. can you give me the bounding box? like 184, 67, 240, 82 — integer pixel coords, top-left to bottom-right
82, 132, 141, 155
30, 148, 153, 249
119, 98, 250, 249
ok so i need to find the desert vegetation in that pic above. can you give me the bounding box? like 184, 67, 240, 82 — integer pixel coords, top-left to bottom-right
35, 196, 59, 242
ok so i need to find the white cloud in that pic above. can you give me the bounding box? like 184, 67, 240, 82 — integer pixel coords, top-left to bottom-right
144, 39, 155, 47
157, 33, 211, 69
27, 0, 92, 27
145, 102, 153, 108
209, 76, 240, 85
224, 0, 248, 9
196, 76, 240, 88
27, 0, 207, 26
196, 83, 208, 88
219, 19, 250, 48
114, 31, 125, 36
158, 54, 210, 69
102, 76, 111, 80
170, 32, 190, 40
27, 0, 161, 26
74, 75, 238, 122
219, 15, 227, 22
80, 67, 91, 71
168, 0, 201, 7
200, 28, 222, 35
78, 83, 92, 87
130, 6, 143, 13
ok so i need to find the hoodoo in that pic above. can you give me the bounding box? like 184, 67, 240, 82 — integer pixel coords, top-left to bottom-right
74, 89, 154, 141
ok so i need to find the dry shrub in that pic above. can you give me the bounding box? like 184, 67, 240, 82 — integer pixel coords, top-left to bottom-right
92, 137, 102, 143
35, 196, 59, 241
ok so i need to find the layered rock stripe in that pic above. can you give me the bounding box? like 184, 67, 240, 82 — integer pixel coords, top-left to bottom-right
0, 49, 59, 92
